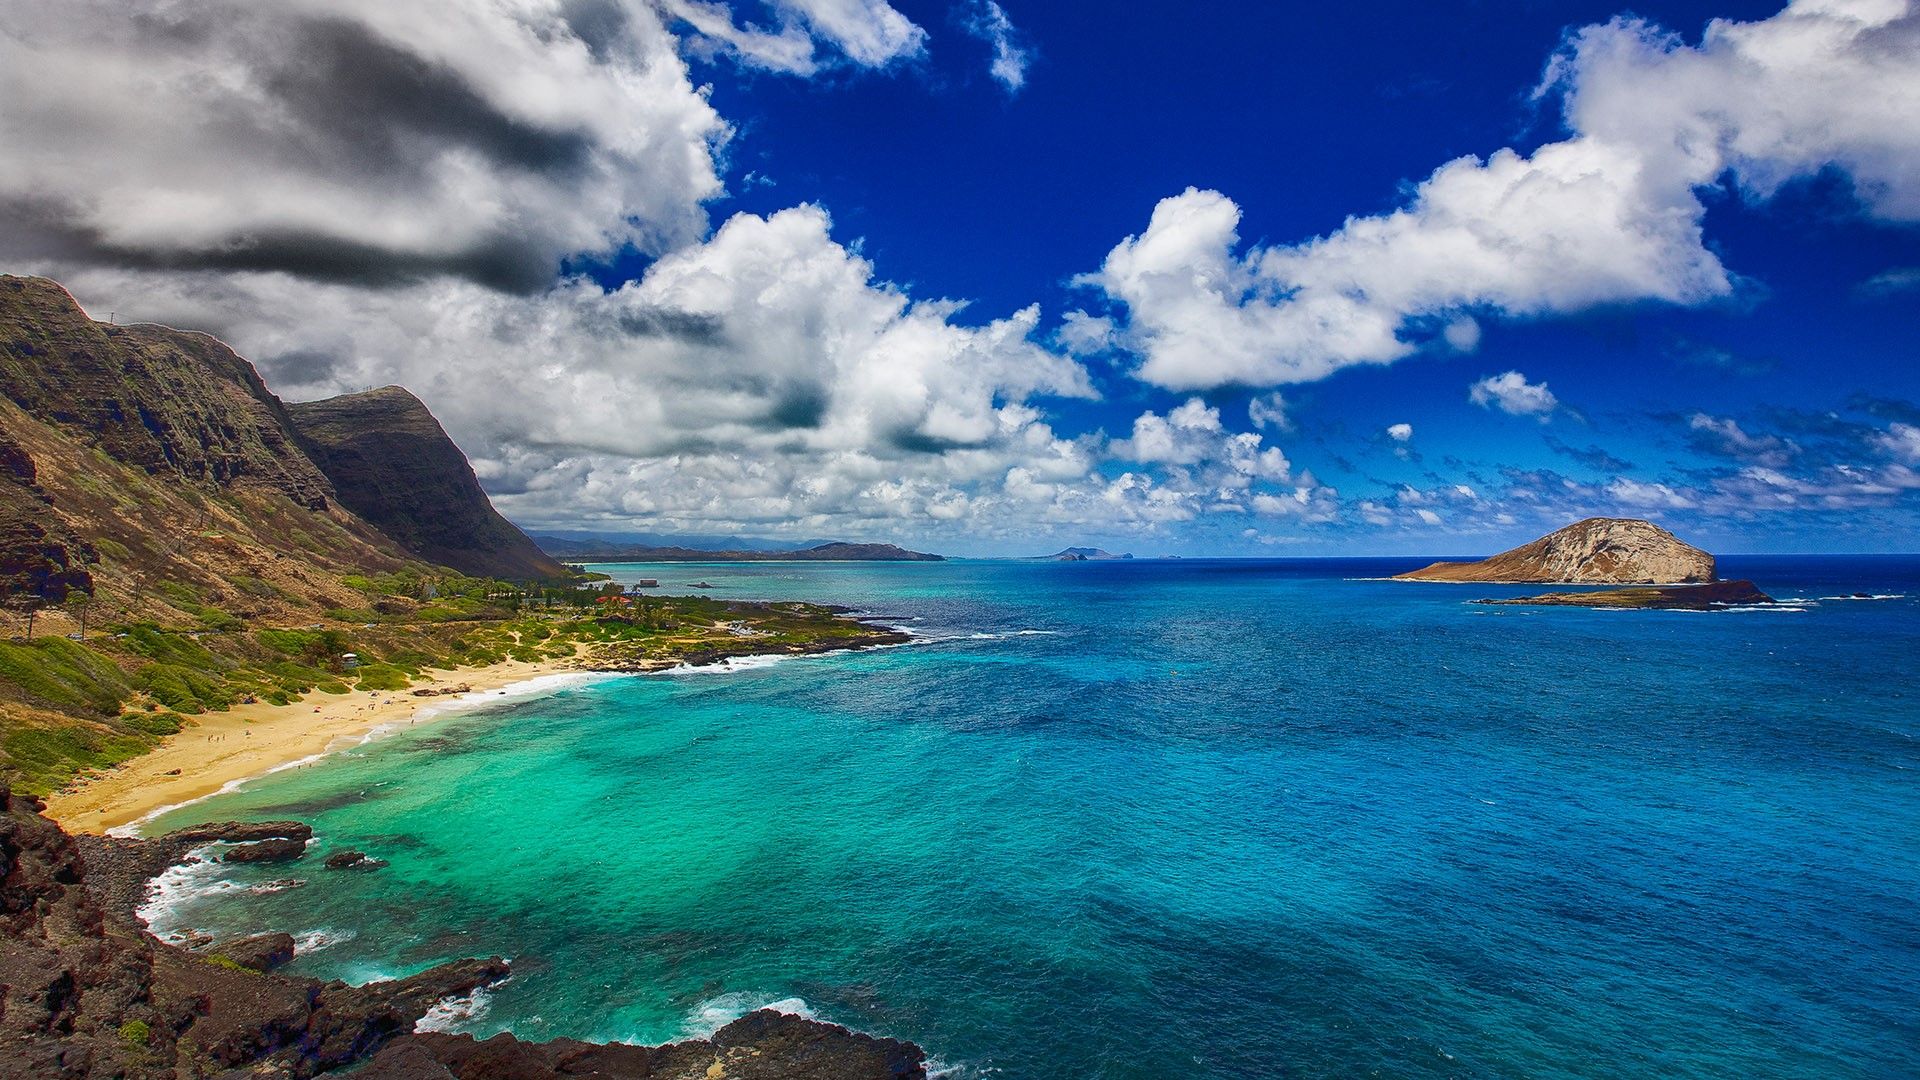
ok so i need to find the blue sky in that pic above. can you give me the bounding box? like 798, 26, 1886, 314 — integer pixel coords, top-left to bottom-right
2, 0, 1916, 554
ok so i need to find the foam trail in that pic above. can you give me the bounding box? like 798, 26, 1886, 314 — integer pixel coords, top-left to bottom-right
137, 842, 234, 939
293, 928, 358, 955
660, 634, 925, 676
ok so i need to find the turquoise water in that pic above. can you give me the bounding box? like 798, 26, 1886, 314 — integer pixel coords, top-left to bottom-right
146, 558, 1920, 1078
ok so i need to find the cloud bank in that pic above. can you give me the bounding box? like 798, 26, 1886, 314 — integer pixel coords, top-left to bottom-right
0, 0, 730, 292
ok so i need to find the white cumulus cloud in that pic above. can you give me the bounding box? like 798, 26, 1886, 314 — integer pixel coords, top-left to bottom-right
54, 205, 1115, 542
1470, 371, 1560, 419
1875, 422, 1920, 464
1086, 0, 1920, 390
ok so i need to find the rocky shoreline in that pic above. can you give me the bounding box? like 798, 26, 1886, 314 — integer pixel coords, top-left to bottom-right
1475, 579, 1776, 611
0, 784, 928, 1079
582, 612, 913, 673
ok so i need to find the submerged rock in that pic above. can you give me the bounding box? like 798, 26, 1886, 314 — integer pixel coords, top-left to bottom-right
170, 820, 314, 845
358, 1009, 926, 1079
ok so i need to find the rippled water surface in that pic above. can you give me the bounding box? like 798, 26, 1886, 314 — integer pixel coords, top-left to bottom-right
147, 557, 1920, 1078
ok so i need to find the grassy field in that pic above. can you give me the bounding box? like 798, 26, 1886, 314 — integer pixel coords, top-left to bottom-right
0, 572, 894, 795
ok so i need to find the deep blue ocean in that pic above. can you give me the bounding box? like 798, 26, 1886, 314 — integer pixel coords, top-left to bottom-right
145, 557, 1920, 1078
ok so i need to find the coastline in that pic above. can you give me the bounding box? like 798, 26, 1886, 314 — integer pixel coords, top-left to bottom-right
42, 657, 593, 835
40, 614, 912, 837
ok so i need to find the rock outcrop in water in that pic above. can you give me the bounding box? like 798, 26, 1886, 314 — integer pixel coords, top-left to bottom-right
289, 387, 565, 581
1395, 517, 1716, 584
363, 1010, 928, 1079
1475, 579, 1776, 611
0, 785, 928, 1079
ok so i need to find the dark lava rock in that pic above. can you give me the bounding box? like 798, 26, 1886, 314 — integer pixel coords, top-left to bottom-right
324, 849, 387, 871
169, 820, 315, 845
358, 1009, 927, 1080
13, 785, 929, 1079
210, 931, 295, 971
712, 1009, 928, 1079
1475, 578, 1776, 611
224, 837, 308, 863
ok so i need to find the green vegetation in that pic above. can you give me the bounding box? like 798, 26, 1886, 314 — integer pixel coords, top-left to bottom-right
119, 1020, 151, 1050
0, 571, 887, 796
0, 638, 132, 714
3, 725, 166, 797
352, 663, 412, 691
149, 582, 243, 631
200, 955, 258, 975
135, 662, 235, 712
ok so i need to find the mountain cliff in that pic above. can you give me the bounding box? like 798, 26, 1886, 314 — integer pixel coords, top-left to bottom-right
1395, 518, 1716, 584
0, 276, 424, 625
289, 387, 564, 580
0, 276, 569, 789
0, 276, 333, 510
0, 275, 558, 600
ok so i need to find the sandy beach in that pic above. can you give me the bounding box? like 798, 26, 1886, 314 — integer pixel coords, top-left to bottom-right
43, 658, 588, 835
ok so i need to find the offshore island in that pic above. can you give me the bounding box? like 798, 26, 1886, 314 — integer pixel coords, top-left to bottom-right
1395, 517, 1776, 610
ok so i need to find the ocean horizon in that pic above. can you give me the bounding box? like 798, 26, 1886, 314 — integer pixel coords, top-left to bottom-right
143, 555, 1920, 1078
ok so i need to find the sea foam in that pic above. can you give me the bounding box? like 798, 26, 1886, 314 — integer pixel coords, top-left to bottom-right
416, 981, 502, 1033
680, 993, 816, 1039
137, 842, 238, 940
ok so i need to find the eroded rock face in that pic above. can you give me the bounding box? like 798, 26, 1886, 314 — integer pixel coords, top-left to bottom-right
288, 387, 564, 581
0, 276, 335, 510
1395, 518, 1716, 584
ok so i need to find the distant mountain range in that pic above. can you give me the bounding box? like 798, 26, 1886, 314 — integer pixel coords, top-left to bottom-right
539, 539, 944, 562
532, 531, 834, 555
